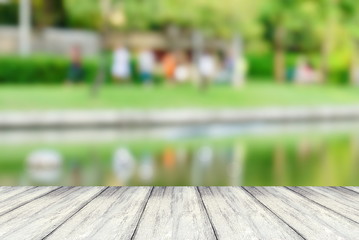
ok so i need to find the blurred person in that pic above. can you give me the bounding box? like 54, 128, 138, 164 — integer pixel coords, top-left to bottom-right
198, 50, 216, 91
112, 44, 131, 84
215, 51, 233, 84
174, 51, 190, 84
217, 49, 248, 87
66, 46, 85, 85
294, 58, 321, 85
162, 51, 176, 83
233, 55, 248, 87
138, 48, 156, 85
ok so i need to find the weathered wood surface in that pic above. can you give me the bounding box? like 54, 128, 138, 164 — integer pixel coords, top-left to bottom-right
0, 186, 59, 216
287, 187, 359, 223
199, 187, 303, 239
0, 186, 357, 240
134, 187, 216, 240
47, 187, 152, 240
0, 187, 105, 240
244, 187, 359, 239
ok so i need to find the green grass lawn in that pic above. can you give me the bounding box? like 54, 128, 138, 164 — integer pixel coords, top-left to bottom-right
1, 82, 359, 110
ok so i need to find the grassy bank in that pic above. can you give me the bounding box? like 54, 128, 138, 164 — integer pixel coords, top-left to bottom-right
1, 82, 359, 110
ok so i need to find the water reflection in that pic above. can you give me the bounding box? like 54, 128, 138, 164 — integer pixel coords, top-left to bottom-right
112, 148, 135, 185
138, 153, 155, 183
25, 149, 63, 185
0, 131, 359, 186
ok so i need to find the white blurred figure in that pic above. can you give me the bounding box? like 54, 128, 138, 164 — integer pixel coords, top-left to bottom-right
138, 153, 155, 183
174, 52, 190, 84
198, 51, 216, 90
191, 146, 214, 185
26, 149, 63, 185
112, 44, 131, 83
112, 147, 135, 185
233, 56, 248, 87
231, 35, 247, 87
174, 64, 189, 84
138, 48, 156, 85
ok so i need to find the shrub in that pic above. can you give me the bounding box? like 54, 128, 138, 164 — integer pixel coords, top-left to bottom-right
0, 56, 98, 84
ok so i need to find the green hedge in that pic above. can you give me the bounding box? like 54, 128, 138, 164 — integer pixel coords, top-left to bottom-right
0, 54, 276, 84
246, 54, 274, 79
0, 56, 98, 84
0, 55, 167, 85
247, 53, 350, 84
0, 54, 350, 84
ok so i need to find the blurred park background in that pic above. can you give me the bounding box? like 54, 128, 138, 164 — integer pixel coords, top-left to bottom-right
1, 0, 359, 186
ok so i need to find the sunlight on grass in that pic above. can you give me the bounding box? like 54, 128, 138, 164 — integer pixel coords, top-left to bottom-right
1, 82, 359, 110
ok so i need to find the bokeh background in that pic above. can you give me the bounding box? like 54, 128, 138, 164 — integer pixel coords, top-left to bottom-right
1, 0, 359, 186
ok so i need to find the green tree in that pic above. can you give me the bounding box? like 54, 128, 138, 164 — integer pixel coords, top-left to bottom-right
261, 0, 306, 83
339, 0, 359, 84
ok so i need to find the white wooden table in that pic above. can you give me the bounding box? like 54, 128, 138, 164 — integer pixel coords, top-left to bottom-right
0, 187, 357, 239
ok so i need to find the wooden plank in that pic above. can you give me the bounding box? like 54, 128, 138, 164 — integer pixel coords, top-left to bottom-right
46, 187, 152, 240
0, 186, 105, 240
343, 187, 359, 193
245, 187, 359, 239
0, 187, 35, 202
133, 187, 216, 240
0, 186, 59, 216
198, 187, 303, 239
288, 187, 359, 223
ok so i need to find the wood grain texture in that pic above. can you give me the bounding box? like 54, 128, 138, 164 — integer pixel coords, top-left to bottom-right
0, 187, 357, 239
0, 186, 105, 240
0, 187, 35, 202
46, 187, 152, 240
245, 187, 359, 239
0, 186, 59, 216
199, 187, 303, 240
288, 187, 359, 223
343, 186, 359, 193
133, 187, 216, 240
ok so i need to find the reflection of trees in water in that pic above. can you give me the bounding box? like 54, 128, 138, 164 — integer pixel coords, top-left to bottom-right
273, 143, 286, 185
317, 137, 352, 186
191, 146, 214, 186
297, 137, 312, 164
229, 142, 245, 186
350, 135, 359, 184
20, 134, 359, 186
82, 150, 104, 186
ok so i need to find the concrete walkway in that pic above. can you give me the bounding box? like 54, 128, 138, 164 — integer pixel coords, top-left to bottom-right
1, 106, 359, 128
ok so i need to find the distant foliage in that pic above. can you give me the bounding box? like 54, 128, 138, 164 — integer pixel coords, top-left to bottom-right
0, 56, 97, 84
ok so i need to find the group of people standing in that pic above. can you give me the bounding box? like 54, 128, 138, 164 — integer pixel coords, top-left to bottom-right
111, 44, 247, 88
66, 44, 248, 88
112, 45, 156, 84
